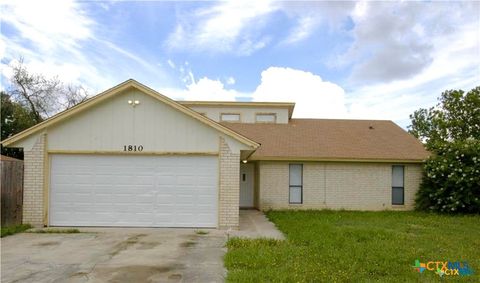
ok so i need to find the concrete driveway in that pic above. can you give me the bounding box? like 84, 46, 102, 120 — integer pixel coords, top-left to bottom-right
1, 228, 227, 283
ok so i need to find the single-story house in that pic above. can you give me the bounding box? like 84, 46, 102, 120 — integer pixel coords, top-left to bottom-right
1, 79, 429, 229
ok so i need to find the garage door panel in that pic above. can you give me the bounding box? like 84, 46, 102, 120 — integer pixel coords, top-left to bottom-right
156, 176, 176, 184
156, 195, 175, 204
154, 214, 174, 224
50, 155, 218, 227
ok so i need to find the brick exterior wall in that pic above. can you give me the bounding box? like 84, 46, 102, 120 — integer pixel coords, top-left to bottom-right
258, 161, 423, 211
218, 137, 240, 229
23, 134, 46, 227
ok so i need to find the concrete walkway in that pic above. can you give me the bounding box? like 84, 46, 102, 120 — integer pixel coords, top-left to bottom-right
231, 210, 285, 240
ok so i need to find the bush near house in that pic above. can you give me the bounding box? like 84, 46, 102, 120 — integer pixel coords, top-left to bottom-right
416, 141, 480, 213
409, 86, 480, 213
225, 211, 480, 282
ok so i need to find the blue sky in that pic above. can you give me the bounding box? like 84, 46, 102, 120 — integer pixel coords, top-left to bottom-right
1, 1, 479, 127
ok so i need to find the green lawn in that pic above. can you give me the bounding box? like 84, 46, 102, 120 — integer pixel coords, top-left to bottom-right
225, 211, 480, 282
1, 224, 32, 238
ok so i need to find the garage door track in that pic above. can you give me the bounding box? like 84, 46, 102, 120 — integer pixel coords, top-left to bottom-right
1, 228, 226, 283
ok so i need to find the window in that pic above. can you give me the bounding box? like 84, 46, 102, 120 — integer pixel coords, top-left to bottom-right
220, 113, 240, 122
392, 165, 404, 205
255, 113, 276, 123
289, 164, 303, 204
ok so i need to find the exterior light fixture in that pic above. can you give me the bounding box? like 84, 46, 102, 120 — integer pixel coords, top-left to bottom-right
242, 160, 248, 164
128, 100, 140, 107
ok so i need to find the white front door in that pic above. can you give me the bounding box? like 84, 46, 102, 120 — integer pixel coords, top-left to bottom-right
49, 154, 218, 227
239, 163, 254, 207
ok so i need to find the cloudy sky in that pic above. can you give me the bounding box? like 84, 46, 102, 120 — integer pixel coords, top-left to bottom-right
1, 0, 479, 127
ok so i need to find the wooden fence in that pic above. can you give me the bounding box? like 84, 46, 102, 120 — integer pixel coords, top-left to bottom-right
1, 155, 24, 227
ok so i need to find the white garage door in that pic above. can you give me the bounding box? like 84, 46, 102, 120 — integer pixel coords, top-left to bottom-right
49, 155, 218, 227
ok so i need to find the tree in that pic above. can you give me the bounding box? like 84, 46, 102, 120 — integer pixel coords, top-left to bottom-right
1, 92, 38, 159
409, 86, 480, 214
1, 59, 89, 159
8, 59, 89, 123
1, 92, 37, 140
408, 87, 480, 150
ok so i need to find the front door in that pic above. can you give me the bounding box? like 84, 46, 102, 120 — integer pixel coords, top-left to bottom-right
240, 163, 254, 207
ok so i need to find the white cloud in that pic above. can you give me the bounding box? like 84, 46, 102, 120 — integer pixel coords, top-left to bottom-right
1, 0, 93, 52
279, 1, 356, 45
165, 1, 278, 55
167, 59, 176, 69
0, 0, 109, 91
343, 1, 480, 84
283, 16, 318, 44
163, 60, 478, 129
166, 77, 241, 101
226, 76, 236, 85
167, 66, 348, 119
0, 0, 172, 94
343, 4, 480, 127
252, 67, 347, 118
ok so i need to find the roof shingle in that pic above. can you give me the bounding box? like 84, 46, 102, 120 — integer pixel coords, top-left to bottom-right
223, 119, 429, 162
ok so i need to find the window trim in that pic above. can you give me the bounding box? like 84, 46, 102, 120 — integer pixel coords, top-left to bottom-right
289, 164, 303, 204
255, 112, 277, 123
392, 165, 405, 205
220, 113, 241, 122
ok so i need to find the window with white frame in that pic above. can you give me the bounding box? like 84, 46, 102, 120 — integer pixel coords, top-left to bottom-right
255, 113, 276, 123
289, 164, 303, 204
392, 165, 404, 205
220, 113, 240, 122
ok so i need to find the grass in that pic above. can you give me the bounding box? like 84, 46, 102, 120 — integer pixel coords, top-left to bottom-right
27, 228, 80, 234
1, 224, 33, 237
225, 210, 480, 282
195, 230, 209, 235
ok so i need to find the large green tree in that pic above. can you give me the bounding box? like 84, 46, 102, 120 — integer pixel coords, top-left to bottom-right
409, 87, 480, 150
1, 92, 37, 140
409, 86, 480, 213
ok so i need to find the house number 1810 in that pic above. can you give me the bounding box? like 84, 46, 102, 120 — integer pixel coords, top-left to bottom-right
123, 145, 144, 152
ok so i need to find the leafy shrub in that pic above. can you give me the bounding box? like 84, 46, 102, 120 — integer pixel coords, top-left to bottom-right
415, 140, 480, 213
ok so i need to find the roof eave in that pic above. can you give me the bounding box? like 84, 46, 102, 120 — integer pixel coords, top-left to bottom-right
249, 156, 427, 163
1, 79, 260, 149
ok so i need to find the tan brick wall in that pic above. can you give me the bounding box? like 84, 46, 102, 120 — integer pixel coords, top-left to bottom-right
23, 134, 46, 227
258, 161, 423, 211
218, 137, 240, 229
404, 165, 423, 209
258, 161, 289, 209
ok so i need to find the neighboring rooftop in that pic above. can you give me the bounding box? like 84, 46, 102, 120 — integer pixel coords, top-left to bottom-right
224, 119, 429, 162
